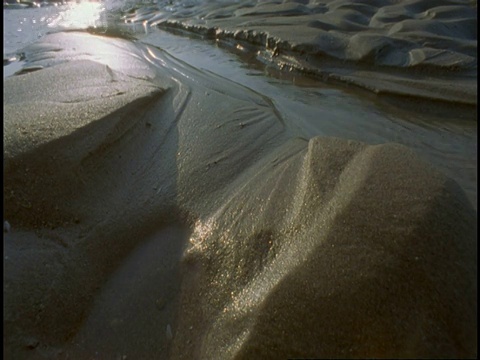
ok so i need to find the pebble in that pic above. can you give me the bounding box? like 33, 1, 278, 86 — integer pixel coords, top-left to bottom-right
4, 221, 11, 233
166, 324, 173, 340
25, 338, 39, 350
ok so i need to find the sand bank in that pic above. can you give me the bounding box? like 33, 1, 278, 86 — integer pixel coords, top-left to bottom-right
128, 0, 477, 106
3, 31, 477, 359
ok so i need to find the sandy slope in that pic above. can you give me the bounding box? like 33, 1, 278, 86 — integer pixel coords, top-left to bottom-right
3, 31, 477, 359
132, 0, 477, 106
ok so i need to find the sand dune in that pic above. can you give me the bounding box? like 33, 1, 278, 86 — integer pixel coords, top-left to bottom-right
3, 28, 477, 360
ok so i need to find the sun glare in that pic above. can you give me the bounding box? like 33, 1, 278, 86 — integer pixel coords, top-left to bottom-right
48, 1, 105, 29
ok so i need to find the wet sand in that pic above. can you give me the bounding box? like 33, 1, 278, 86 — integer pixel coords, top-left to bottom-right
3, 1, 477, 359
134, 0, 477, 106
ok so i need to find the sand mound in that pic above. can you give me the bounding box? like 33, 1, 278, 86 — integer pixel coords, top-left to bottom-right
133, 0, 477, 105
173, 137, 477, 358
3, 31, 477, 359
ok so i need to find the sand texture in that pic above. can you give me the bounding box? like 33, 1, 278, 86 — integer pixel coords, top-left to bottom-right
129, 0, 478, 106
3, 28, 477, 360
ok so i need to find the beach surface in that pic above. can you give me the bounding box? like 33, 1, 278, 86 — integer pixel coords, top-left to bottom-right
133, 0, 477, 105
3, 0, 477, 359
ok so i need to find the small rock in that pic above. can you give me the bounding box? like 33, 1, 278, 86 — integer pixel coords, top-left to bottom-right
25, 338, 39, 350
4, 221, 11, 233
166, 324, 173, 340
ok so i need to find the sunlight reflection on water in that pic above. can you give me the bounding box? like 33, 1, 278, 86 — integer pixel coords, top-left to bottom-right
48, 1, 106, 29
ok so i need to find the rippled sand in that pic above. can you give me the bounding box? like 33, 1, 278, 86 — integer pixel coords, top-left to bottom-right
131, 0, 477, 105
3, 1, 477, 359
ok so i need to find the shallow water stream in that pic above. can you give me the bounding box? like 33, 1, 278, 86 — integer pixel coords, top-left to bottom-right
138, 27, 477, 208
